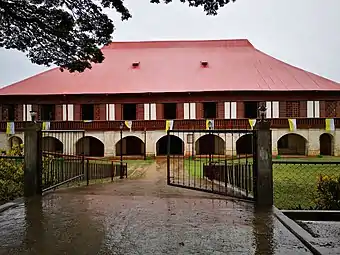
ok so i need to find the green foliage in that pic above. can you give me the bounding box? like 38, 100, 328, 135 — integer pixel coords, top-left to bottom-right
0, 146, 24, 204
315, 175, 340, 210
0, 0, 235, 72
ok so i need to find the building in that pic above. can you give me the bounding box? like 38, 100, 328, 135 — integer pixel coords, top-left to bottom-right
0, 39, 340, 157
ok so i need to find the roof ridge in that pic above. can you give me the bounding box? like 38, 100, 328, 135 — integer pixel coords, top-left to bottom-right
102, 39, 253, 50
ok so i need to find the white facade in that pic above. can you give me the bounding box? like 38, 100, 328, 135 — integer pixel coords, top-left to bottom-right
0, 129, 338, 157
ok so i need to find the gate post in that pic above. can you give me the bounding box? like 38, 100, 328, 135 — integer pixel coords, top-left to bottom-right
24, 122, 42, 197
254, 108, 273, 206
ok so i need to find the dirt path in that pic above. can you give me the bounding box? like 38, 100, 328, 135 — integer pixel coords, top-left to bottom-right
63, 159, 227, 200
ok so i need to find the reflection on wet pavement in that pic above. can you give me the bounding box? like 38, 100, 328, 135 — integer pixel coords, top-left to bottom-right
0, 162, 311, 254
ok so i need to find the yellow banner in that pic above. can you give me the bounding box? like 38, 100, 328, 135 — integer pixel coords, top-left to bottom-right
248, 119, 257, 129
6, 122, 15, 135
206, 119, 214, 130
165, 120, 174, 132
325, 118, 335, 131
125, 120, 132, 131
288, 119, 296, 131
42, 121, 51, 130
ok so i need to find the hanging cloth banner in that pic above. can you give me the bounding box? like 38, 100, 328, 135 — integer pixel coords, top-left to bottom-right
42, 121, 51, 130
6, 122, 15, 135
288, 119, 297, 131
124, 120, 132, 132
248, 119, 257, 130
165, 120, 174, 132
83, 120, 93, 123
325, 118, 335, 131
206, 119, 214, 130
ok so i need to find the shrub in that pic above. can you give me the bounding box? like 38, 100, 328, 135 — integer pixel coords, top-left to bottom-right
0, 145, 24, 204
315, 175, 340, 210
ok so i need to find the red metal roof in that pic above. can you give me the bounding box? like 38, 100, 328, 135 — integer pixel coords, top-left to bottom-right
1, 39, 339, 96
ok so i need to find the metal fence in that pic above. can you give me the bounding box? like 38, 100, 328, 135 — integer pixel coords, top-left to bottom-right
0, 155, 24, 165
273, 160, 340, 210
40, 130, 128, 191
167, 129, 256, 200
42, 156, 128, 191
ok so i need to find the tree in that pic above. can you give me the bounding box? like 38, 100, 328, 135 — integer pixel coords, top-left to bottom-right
0, 0, 235, 72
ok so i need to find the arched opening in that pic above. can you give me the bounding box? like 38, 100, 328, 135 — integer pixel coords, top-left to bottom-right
42, 137, 63, 154
320, 133, 333, 156
195, 134, 225, 155
156, 135, 184, 155
277, 134, 307, 156
76, 136, 104, 157
9, 136, 23, 149
236, 134, 253, 155
116, 136, 145, 156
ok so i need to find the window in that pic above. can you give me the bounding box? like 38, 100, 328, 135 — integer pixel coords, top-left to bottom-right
40, 104, 55, 120
203, 102, 216, 119
163, 103, 177, 119
325, 101, 336, 117
244, 102, 258, 118
123, 104, 136, 120
2, 104, 15, 121
286, 101, 300, 117
81, 104, 94, 120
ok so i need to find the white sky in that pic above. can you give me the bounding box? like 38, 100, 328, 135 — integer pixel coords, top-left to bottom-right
0, 0, 339, 87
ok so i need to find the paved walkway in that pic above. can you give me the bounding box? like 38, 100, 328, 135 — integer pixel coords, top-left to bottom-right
0, 161, 312, 254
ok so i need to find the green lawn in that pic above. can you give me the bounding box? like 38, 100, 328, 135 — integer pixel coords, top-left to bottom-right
180, 156, 340, 209
273, 157, 340, 209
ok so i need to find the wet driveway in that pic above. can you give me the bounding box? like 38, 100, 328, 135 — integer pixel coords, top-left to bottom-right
0, 161, 311, 254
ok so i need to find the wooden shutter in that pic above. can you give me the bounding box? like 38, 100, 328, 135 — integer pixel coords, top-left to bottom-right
176, 103, 184, 119
115, 104, 122, 120
156, 103, 164, 119
195, 103, 203, 119
136, 104, 144, 120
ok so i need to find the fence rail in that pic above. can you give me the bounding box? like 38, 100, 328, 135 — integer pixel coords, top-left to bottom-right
42, 156, 128, 190
203, 161, 254, 198
167, 129, 255, 200
273, 160, 340, 210
0, 118, 339, 131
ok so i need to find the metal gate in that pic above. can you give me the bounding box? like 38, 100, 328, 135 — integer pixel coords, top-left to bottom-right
40, 130, 85, 191
166, 129, 257, 200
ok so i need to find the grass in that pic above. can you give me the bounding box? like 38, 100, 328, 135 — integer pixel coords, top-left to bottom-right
273, 157, 340, 209
180, 156, 340, 209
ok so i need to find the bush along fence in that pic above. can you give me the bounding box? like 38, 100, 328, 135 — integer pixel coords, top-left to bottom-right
273, 160, 340, 210
0, 149, 128, 205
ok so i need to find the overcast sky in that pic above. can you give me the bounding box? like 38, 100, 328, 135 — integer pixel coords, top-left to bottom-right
0, 0, 339, 87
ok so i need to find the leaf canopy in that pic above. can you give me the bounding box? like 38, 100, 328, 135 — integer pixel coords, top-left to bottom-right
0, 0, 235, 72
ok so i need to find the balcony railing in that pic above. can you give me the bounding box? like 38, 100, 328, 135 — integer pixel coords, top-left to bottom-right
0, 118, 338, 132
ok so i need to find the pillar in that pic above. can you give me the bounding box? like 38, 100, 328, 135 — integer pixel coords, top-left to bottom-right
254, 120, 273, 206
24, 123, 42, 197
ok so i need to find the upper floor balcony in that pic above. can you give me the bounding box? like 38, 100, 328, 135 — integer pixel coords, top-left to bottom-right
0, 118, 338, 132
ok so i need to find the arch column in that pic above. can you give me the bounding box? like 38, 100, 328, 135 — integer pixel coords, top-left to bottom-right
156, 134, 184, 156
225, 133, 237, 156
195, 134, 225, 155
76, 136, 105, 157
115, 136, 145, 156
319, 133, 334, 156
277, 133, 307, 156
